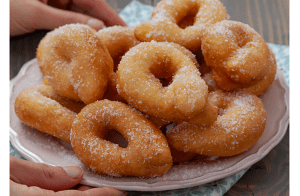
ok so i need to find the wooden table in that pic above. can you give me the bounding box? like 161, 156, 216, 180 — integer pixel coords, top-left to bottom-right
10, 0, 289, 195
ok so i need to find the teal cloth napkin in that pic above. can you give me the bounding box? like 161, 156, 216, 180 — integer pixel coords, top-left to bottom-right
10, 1, 290, 196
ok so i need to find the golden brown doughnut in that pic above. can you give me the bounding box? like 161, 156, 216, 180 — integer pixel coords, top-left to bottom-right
71, 100, 173, 177
182, 90, 223, 126
201, 20, 276, 92
166, 91, 267, 157
117, 41, 208, 121
169, 145, 197, 163
134, 0, 228, 52
160, 122, 197, 163
148, 115, 171, 129
236, 47, 277, 96
199, 47, 277, 96
37, 24, 113, 104
201, 71, 221, 92
96, 26, 140, 61
96, 26, 141, 102
14, 85, 85, 143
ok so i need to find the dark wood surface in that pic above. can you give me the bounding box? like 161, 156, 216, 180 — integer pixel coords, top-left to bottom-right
10, 0, 289, 195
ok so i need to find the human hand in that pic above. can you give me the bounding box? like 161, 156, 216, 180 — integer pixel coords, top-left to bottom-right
10, 0, 127, 36
10, 155, 127, 196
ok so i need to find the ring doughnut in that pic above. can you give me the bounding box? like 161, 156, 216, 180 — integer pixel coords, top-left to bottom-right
161, 123, 197, 163
96, 26, 140, 102
71, 100, 173, 177
134, 0, 228, 52
201, 20, 275, 92
37, 24, 114, 104
166, 91, 267, 157
148, 115, 171, 129
117, 41, 208, 121
182, 90, 224, 126
14, 85, 85, 143
169, 145, 197, 163
236, 47, 277, 96
199, 48, 277, 96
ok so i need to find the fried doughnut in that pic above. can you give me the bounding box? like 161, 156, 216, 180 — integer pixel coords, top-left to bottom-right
148, 115, 171, 129
160, 123, 197, 163
169, 145, 197, 163
134, 0, 228, 52
182, 90, 223, 126
201, 20, 275, 92
37, 24, 113, 104
117, 41, 208, 121
96, 26, 140, 102
199, 48, 277, 96
236, 47, 277, 96
166, 91, 267, 157
71, 100, 173, 177
202, 71, 221, 92
14, 85, 85, 143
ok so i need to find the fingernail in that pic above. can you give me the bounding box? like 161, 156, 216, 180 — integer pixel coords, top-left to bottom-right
63, 166, 83, 179
87, 19, 104, 30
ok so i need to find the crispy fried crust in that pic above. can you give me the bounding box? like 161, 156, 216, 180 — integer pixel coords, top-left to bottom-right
71, 100, 173, 177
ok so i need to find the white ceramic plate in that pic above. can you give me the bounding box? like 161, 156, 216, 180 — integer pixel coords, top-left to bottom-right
10, 58, 289, 191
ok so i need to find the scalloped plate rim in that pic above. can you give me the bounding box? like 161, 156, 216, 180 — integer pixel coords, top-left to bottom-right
9, 58, 289, 191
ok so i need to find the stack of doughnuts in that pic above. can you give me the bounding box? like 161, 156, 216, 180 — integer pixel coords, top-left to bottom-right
14, 0, 276, 177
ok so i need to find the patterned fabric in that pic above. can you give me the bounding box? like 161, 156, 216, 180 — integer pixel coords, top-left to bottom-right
10, 1, 289, 195
268, 44, 289, 85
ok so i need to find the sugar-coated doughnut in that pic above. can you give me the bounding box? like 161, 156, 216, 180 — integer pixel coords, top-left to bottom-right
182, 90, 223, 126
117, 41, 208, 121
160, 123, 197, 163
96, 26, 141, 61
14, 85, 85, 143
166, 91, 267, 157
199, 47, 277, 96
37, 24, 113, 104
201, 20, 275, 92
96, 26, 140, 102
148, 115, 171, 129
237, 47, 277, 96
134, 0, 228, 52
170, 145, 197, 163
71, 100, 172, 177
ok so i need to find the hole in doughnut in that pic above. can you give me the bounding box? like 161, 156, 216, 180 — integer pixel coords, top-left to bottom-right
113, 56, 122, 72
150, 60, 177, 88
177, 6, 199, 29
104, 129, 128, 148
218, 108, 225, 116
234, 28, 251, 48
178, 15, 195, 29
159, 77, 173, 87
58, 52, 72, 65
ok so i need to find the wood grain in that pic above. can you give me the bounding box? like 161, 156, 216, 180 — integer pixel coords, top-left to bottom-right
219, 0, 289, 46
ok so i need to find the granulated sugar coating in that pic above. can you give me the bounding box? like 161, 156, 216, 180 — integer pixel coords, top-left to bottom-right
96, 26, 140, 60
14, 85, 85, 143
201, 20, 275, 93
166, 91, 267, 157
237, 46, 277, 96
117, 41, 208, 122
36, 24, 114, 104
96, 26, 141, 103
134, 0, 228, 52
71, 100, 172, 177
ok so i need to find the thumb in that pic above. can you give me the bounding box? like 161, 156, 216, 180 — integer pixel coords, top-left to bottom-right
33, 1, 104, 31
10, 155, 83, 191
